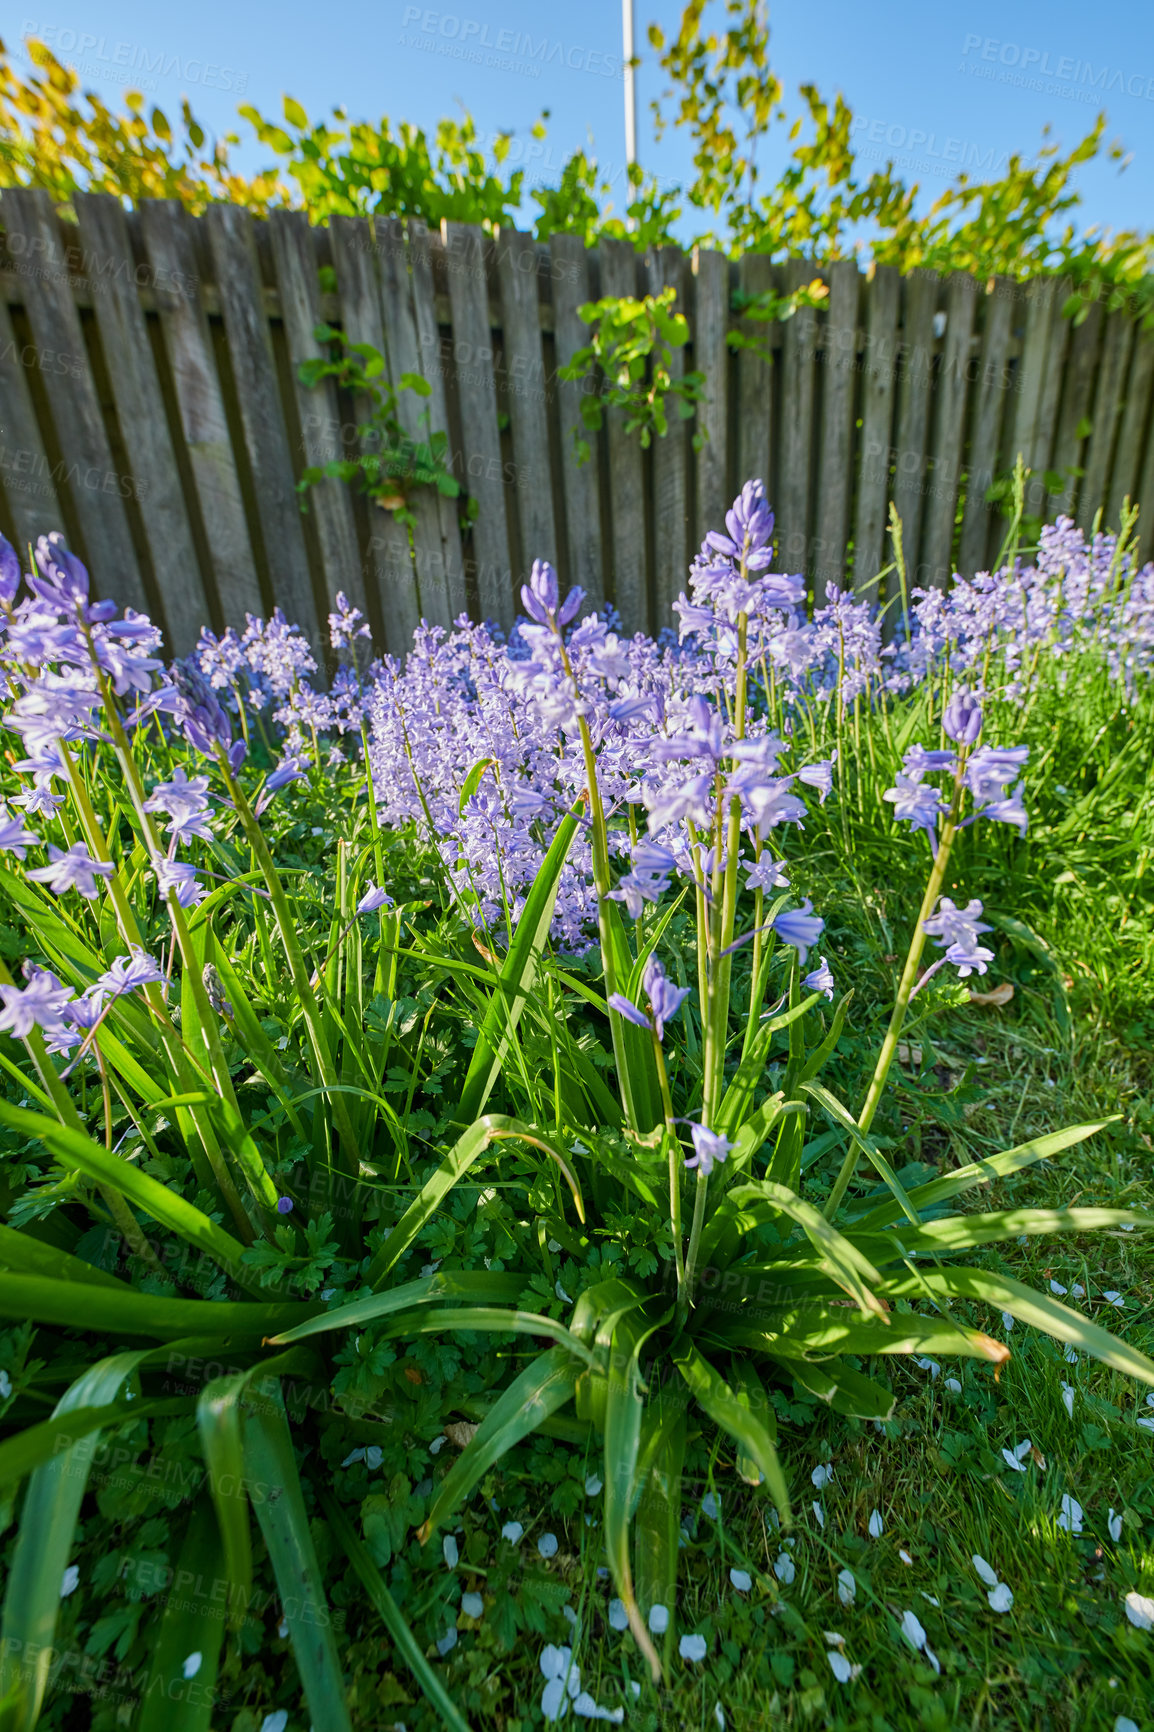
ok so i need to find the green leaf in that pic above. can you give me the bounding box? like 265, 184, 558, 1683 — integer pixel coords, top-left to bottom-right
135, 1500, 228, 1732
0, 1273, 317, 1341
364, 1115, 580, 1289
603, 1307, 668, 1682
0, 1351, 155, 1732
633, 1387, 686, 1664
0, 1223, 129, 1289
243, 1384, 353, 1732
455, 802, 582, 1125
0, 1101, 254, 1282
320, 1491, 472, 1732
283, 95, 309, 129
852, 1206, 1149, 1265
801, 1081, 920, 1227
717, 1301, 1010, 1365
0, 1397, 190, 1487
267, 1268, 525, 1345
848, 1120, 1114, 1230
418, 1346, 580, 1543
879, 1266, 1154, 1388
702, 1179, 888, 1318
374, 1306, 596, 1367
672, 1340, 791, 1521
789, 1359, 896, 1420
458, 758, 497, 815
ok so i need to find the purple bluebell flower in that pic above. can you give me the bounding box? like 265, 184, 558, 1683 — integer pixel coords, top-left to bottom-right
0, 965, 76, 1041
944, 939, 994, 978
171, 661, 232, 757
902, 744, 958, 775
684, 1123, 734, 1177
328, 591, 371, 650
0, 806, 40, 859
95, 949, 164, 1002
0, 534, 21, 607
943, 688, 983, 745
963, 746, 1030, 807
796, 756, 836, 804
152, 857, 207, 909
356, 885, 393, 915
922, 896, 991, 951
29, 534, 89, 611
773, 900, 825, 962
744, 780, 807, 838
254, 755, 311, 815
143, 768, 215, 847
228, 739, 248, 773
27, 843, 114, 900
803, 956, 835, 1000
883, 772, 944, 839
276, 1196, 294, 1215
608, 954, 691, 1042
744, 855, 790, 892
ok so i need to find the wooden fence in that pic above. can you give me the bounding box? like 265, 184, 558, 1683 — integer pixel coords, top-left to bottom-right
2, 184, 1153, 660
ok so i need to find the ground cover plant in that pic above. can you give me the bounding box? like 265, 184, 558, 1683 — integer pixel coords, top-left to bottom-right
0, 486, 1152, 1732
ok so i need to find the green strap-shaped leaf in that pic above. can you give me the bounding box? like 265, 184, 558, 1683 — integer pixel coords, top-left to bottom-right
0, 1223, 129, 1290
716, 991, 821, 1137
847, 1120, 1115, 1231
0, 1397, 191, 1488
197, 1351, 314, 1629
717, 1304, 1009, 1365
418, 1346, 580, 1543
267, 1269, 525, 1345
727, 1358, 779, 1485
320, 1490, 472, 1732
365, 1115, 582, 1289
374, 1306, 597, 1366
456, 803, 582, 1125
242, 1383, 353, 1732
603, 1307, 669, 1683
849, 1205, 1150, 1265
799, 989, 855, 1082
672, 1340, 791, 1522
0, 1273, 317, 1341
0, 1101, 254, 1283
801, 1081, 920, 1227
633, 1388, 686, 1670
879, 1266, 1154, 1387
0, 1350, 154, 1732
700, 1179, 887, 1319
135, 1499, 228, 1732
788, 1359, 896, 1421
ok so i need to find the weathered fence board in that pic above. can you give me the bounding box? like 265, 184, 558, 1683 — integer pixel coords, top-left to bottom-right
2, 189, 147, 611
3, 192, 1154, 647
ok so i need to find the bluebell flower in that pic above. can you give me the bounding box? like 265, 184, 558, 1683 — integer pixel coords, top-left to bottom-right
684, 1123, 735, 1177
95, 949, 165, 1001
27, 843, 114, 900
607, 955, 690, 1041
922, 896, 990, 951
0, 965, 76, 1041
773, 900, 825, 962
944, 939, 994, 978
943, 688, 983, 745
356, 885, 393, 915
883, 771, 945, 839
255, 755, 311, 815
803, 956, 835, 999
0, 534, 21, 608
29, 534, 90, 612
0, 806, 40, 860
171, 661, 232, 757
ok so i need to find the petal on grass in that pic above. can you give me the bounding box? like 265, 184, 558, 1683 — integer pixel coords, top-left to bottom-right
1123, 1592, 1154, 1630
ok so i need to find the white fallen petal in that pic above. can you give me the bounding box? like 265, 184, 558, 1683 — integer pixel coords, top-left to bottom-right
899, 1549, 913, 1565
921, 1594, 940, 1607
1057, 1495, 1084, 1535
260, 1716, 288, 1732
555, 1280, 574, 1304
541, 1679, 568, 1722
812, 1463, 833, 1488
924, 1646, 941, 1676
539, 1533, 559, 1559
729, 1569, 752, 1592
429, 1435, 447, 1455
1103, 1291, 1125, 1308
1002, 1448, 1027, 1473
1108, 1509, 1123, 1543
823, 1631, 844, 1647
900, 1610, 927, 1651
988, 1583, 1014, 1613
713, 1707, 725, 1730
540, 1645, 572, 1682
59, 1565, 79, 1598
702, 1492, 721, 1519
1114, 1718, 1139, 1732
679, 1634, 708, 1663
945, 1378, 962, 1394
868, 1509, 884, 1538
501, 1521, 524, 1543
443, 1536, 459, 1570
181, 1653, 202, 1679
1061, 1383, 1075, 1419
1137, 1417, 1154, 1432
836, 1569, 856, 1606
812, 1501, 825, 1529
972, 1554, 999, 1588
828, 1652, 859, 1683
1001, 1312, 1014, 1332
1147, 1393, 1154, 1409
648, 1604, 669, 1635
341, 1448, 365, 1467
1072, 1284, 1085, 1298
1013, 1438, 1032, 1460
774, 1552, 796, 1584
1064, 1346, 1079, 1364
913, 1356, 941, 1380
1124, 1592, 1154, 1630
584, 1474, 603, 1497
1049, 1280, 1068, 1296
462, 1592, 484, 1618
436, 1628, 458, 1656
365, 1446, 383, 1470
608, 1599, 628, 1632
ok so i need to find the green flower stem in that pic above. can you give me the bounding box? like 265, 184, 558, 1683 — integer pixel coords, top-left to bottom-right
707, 612, 749, 1128
652, 1030, 685, 1292
683, 1166, 710, 1305
825, 772, 966, 1220
220, 756, 362, 1177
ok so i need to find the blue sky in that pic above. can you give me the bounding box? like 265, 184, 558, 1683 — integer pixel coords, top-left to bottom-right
10, 0, 1154, 239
